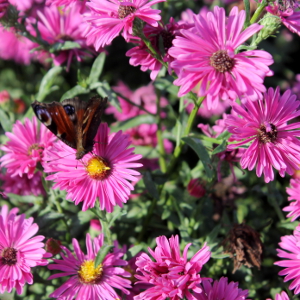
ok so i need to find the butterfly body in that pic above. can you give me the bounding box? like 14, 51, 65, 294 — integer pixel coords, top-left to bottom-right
32, 96, 107, 159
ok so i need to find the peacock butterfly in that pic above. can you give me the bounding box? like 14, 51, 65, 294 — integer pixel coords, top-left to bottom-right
31, 96, 107, 159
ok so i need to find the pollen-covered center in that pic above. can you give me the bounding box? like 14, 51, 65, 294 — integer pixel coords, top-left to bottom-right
28, 143, 44, 156
2, 247, 18, 266
118, 4, 136, 19
210, 50, 235, 73
86, 156, 111, 180
78, 260, 103, 284
257, 123, 278, 143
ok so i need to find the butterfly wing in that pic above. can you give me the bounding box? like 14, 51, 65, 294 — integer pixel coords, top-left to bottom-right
31, 99, 78, 149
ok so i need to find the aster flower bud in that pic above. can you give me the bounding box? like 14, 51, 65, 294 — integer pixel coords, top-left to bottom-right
46, 238, 62, 256
253, 12, 282, 45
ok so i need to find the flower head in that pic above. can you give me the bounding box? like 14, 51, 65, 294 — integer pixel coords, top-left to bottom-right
197, 277, 249, 300
0, 205, 49, 295
134, 235, 211, 299
267, 291, 290, 300
226, 87, 300, 183
84, 0, 166, 50
283, 178, 300, 221
29, 3, 94, 71
169, 6, 273, 109
48, 233, 131, 299
43, 123, 143, 212
0, 117, 55, 179
275, 224, 300, 294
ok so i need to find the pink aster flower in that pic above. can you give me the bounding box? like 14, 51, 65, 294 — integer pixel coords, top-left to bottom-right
0, 25, 38, 65
197, 277, 249, 300
28, 3, 94, 71
0, 171, 46, 196
48, 233, 131, 299
0, 90, 10, 104
226, 87, 300, 183
283, 178, 300, 221
8, 0, 44, 12
134, 235, 211, 300
275, 224, 300, 294
0, 117, 55, 179
169, 6, 273, 109
43, 123, 143, 212
46, 0, 84, 6
267, 0, 300, 36
84, 0, 166, 50
266, 291, 290, 300
0, 205, 49, 295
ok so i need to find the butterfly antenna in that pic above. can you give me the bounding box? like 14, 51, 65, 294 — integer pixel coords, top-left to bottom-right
46, 152, 76, 162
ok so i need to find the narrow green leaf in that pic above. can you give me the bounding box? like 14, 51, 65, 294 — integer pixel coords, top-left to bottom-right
206, 224, 221, 244
88, 53, 106, 85
182, 137, 213, 179
97, 82, 120, 111
94, 245, 114, 268
143, 171, 160, 200
216, 130, 231, 140
212, 140, 227, 155
60, 85, 89, 101
0, 109, 13, 132
114, 115, 157, 132
126, 245, 144, 260
36, 66, 63, 101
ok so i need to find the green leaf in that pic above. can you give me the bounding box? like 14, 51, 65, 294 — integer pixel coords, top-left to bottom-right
96, 82, 120, 111
88, 53, 106, 85
143, 171, 160, 200
126, 245, 144, 260
212, 140, 227, 155
113, 115, 157, 132
60, 85, 89, 101
0, 109, 13, 132
216, 130, 231, 140
206, 224, 221, 244
182, 137, 213, 179
36, 66, 63, 101
94, 245, 114, 268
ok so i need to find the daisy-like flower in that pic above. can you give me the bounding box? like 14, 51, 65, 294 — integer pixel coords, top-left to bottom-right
197, 277, 249, 300
0, 171, 46, 196
48, 233, 131, 299
266, 291, 290, 300
225, 87, 300, 183
84, 0, 166, 50
28, 3, 94, 71
43, 123, 142, 212
169, 6, 274, 109
283, 178, 300, 221
0, 205, 49, 295
134, 235, 211, 300
0, 117, 55, 179
275, 224, 300, 294
267, 0, 300, 36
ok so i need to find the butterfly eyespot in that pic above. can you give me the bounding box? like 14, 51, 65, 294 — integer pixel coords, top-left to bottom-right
34, 106, 52, 126
63, 105, 75, 116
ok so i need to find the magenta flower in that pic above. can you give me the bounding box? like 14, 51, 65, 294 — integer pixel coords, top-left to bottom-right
275, 224, 300, 294
0, 0, 8, 18
8, 0, 44, 12
169, 6, 273, 109
43, 123, 143, 212
84, 0, 165, 50
46, 0, 84, 6
187, 178, 206, 198
266, 291, 290, 300
48, 233, 131, 299
226, 87, 300, 183
267, 0, 300, 36
0, 90, 10, 104
0, 171, 46, 196
28, 3, 94, 71
134, 235, 211, 299
197, 277, 249, 300
283, 178, 300, 221
0, 205, 49, 295
0, 117, 55, 179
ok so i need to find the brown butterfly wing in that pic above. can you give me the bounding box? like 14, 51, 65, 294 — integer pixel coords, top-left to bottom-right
31, 99, 78, 149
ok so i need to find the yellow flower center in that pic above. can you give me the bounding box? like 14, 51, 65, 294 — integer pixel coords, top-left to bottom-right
86, 156, 111, 180
78, 260, 103, 284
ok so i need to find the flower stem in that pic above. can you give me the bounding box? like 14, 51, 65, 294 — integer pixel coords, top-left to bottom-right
250, 0, 268, 24
243, 0, 251, 28
156, 88, 167, 173
167, 96, 205, 175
